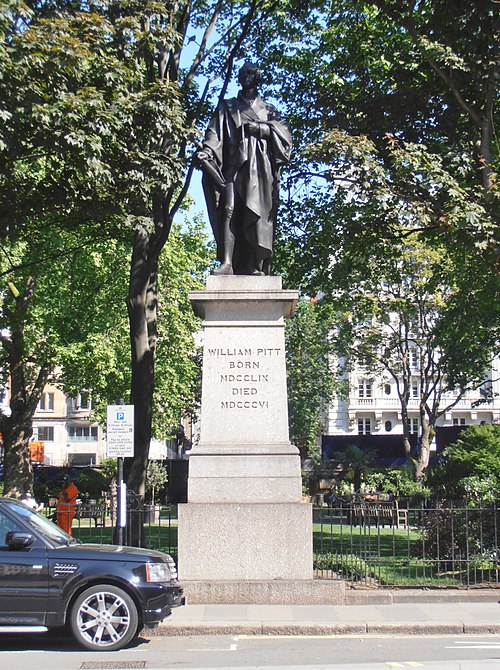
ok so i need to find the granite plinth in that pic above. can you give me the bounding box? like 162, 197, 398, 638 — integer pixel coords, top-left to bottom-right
178, 502, 312, 581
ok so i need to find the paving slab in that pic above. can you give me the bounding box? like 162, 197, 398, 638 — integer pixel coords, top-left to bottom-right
148, 599, 500, 638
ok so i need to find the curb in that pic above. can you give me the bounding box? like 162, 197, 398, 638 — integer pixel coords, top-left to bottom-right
146, 621, 500, 638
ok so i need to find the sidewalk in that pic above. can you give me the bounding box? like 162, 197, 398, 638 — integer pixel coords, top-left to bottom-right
152, 591, 500, 637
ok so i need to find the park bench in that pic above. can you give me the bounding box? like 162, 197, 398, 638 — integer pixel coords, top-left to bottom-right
74, 502, 106, 527
352, 500, 408, 528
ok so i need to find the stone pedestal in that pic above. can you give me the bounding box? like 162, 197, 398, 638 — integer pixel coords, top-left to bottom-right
178, 276, 312, 591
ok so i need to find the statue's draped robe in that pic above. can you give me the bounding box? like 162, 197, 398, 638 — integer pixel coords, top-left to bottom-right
201, 93, 292, 274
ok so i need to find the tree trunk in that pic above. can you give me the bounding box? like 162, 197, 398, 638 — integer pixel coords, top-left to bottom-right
2, 415, 34, 497
2, 290, 51, 497
415, 421, 434, 483
124, 230, 159, 546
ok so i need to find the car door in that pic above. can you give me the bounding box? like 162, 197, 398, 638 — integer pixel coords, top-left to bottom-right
0, 507, 49, 625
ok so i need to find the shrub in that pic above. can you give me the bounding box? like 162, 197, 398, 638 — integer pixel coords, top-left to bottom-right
421, 505, 499, 566
364, 467, 432, 502
314, 552, 387, 584
430, 425, 500, 499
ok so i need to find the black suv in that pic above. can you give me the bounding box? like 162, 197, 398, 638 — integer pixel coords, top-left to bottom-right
0, 497, 183, 650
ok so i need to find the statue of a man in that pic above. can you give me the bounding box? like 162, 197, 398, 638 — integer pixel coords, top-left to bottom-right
196, 62, 292, 276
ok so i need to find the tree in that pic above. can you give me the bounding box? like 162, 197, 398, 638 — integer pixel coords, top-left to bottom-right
285, 297, 337, 459
429, 424, 500, 500
332, 444, 376, 493
258, 1, 498, 374
0, 224, 131, 496
257, 1, 498, 483
146, 460, 168, 505
333, 240, 495, 481
1, 0, 294, 518
0, 2, 187, 497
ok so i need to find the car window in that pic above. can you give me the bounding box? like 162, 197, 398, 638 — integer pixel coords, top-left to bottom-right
2, 500, 75, 546
0, 508, 25, 548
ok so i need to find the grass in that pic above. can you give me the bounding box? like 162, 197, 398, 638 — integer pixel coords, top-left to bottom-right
313, 520, 499, 587
53, 506, 498, 589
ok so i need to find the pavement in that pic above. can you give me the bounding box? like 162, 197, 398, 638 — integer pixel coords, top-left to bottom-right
151, 590, 500, 637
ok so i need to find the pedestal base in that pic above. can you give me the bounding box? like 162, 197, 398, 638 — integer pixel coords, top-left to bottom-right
178, 502, 312, 582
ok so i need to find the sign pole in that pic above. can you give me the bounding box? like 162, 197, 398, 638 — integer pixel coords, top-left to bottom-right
106, 405, 134, 546
116, 456, 127, 546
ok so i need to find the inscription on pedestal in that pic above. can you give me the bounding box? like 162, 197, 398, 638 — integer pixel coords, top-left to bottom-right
207, 347, 282, 411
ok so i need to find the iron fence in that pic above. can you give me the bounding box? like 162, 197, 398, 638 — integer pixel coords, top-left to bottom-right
313, 499, 500, 588
42, 501, 178, 556
42, 498, 500, 589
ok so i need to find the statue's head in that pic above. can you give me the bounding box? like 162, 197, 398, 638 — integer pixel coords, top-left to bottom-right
238, 61, 262, 88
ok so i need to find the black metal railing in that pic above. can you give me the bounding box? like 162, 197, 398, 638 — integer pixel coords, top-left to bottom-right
313, 499, 500, 588
42, 500, 178, 556
42, 497, 500, 589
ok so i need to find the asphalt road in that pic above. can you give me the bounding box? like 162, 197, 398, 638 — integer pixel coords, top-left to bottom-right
1, 632, 500, 670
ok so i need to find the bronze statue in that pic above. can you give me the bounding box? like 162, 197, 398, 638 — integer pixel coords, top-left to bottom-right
196, 62, 292, 276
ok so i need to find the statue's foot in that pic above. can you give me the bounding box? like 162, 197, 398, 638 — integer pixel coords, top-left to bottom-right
250, 268, 265, 276
213, 263, 234, 275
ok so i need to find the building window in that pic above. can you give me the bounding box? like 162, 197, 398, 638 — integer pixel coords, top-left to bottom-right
358, 418, 371, 435
407, 349, 419, 369
408, 418, 419, 435
72, 392, 93, 411
36, 426, 54, 442
412, 382, 419, 398
79, 392, 92, 410
39, 392, 54, 411
453, 418, 466, 426
68, 425, 98, 441
384, 384, 391, 396
385, 420, 392, 432
358, 380, 372, 398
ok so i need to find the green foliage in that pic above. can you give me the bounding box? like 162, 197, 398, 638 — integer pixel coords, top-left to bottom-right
146, 460, 168, 504
429, 424, 500, 500
313, 552, 380, 583
421, 506, 498, 575
0, 3, 186, 240
259, 1, 499, 482
99, 458, 118, 482
365, 468, 432, 502
285, 298, 337, 458
33, 467, 108, 503
331, 444, 376, 493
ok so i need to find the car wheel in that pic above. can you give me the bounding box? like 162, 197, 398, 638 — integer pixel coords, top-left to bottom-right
70, 584, 139, 651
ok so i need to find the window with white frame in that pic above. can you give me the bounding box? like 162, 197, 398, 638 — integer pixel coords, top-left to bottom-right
358, 380, 372, 398
412, 382, 419, 398
385, 420, 393, 432
72, 392, 93, 411
406, 349, 419, 369
79, 392, 92, 410
68, 425, 98, 441
36, 426, 54, 441
39, 392, 54, 411
453, 418, 466, 426
408, 418, 419, 434
358, 418, 371, 435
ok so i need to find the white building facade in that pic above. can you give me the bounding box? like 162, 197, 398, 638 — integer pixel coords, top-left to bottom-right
325, 357, 500, 440
29, 385, 179, 466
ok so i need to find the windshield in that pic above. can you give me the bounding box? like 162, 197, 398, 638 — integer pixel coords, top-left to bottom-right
3, 499, 78, 546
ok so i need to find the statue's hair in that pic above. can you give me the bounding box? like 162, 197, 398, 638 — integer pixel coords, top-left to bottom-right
239, 61, 262, 85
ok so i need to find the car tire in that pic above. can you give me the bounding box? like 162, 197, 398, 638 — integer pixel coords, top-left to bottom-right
70, 584, 139, 651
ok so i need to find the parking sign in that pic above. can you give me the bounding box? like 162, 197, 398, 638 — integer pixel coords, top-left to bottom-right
106, 405, 134, 457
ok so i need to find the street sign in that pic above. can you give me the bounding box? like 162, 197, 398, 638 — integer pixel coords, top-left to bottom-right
106, 405, 134, 457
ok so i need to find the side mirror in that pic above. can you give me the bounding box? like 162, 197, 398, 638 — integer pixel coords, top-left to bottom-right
6, 531, 35, 550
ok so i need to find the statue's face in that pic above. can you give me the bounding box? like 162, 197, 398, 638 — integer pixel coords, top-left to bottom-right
238, 64, 260, 89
